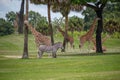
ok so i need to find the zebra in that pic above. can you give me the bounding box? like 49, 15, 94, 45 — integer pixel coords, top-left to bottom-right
38, 42, 63, 58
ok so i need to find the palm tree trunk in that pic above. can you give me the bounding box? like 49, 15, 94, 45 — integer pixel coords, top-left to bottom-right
18, 0, 24, 34
48, 0, 54, 45
62, 15, 68, 52
22, 0, 29, 58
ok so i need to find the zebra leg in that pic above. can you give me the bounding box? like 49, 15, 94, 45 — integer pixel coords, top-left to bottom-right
38, 51, 43, 58
52, 52, 56, 58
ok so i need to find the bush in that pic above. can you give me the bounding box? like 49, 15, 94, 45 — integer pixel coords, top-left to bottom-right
111, 32, 120, 39
0, 18, 14, 36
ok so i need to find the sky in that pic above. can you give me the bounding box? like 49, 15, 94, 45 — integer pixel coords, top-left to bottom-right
0, 0, 84, 21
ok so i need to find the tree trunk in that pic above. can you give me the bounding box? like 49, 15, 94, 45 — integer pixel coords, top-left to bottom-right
48, 0, 54, 45
18, 0, 24, 34
62, 15, 68, 52
22, 0, 29, 59
95, 9, 103, 53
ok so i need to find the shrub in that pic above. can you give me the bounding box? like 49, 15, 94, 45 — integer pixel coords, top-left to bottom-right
0, 18, 14, 36
111, 32, 120, 39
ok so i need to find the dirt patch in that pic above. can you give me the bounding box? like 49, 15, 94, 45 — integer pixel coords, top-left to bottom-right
5, 55, 21, 58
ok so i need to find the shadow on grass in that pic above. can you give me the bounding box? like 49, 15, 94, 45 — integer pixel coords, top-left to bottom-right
58, 52, 120, 57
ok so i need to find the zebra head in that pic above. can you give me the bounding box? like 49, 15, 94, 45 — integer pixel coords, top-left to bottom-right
54, 42, 63, 49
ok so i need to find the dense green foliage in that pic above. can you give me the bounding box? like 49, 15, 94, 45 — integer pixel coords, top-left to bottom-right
103, 2, 120, 34
82, 2, 120, 35
1, 1, 120, 38
0, 18, 14, 36
104, 2, 120, 21
5, 11, 16, 24
52, 16, 84, 34
29, 11, 49, 35
104, 20, 120, 34
4, 11, 49, 35
68, 16, 84, 32
52, 17, 65, 34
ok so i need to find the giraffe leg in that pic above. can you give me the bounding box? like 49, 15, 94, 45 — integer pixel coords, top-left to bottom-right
79, 44, 82, 53
79, 45, 83, 54
102, 46, 107, 52
80, 47, 82, 53
72, 43, 75, 49
70, 42, 74, 49
66, 42, 69, 50
88, 41, 91, 54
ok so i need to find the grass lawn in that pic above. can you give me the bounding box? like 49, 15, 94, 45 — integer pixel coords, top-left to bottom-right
0, 34, 120, 80
0, 54, 120, 80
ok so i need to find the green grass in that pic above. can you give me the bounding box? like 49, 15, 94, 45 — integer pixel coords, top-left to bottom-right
0, 55, 120, 80
0, 34, 120, 80
0, 34, 120, 54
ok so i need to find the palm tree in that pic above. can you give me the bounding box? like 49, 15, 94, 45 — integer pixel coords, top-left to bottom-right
47, 0, 54, 45
22, 0, 29, 59
52, 0, 83, 51
18, 0, 24, 34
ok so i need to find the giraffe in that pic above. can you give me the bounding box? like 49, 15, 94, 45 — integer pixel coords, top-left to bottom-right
91, 35, 110, 51
57, 27, 74, 48
79, 17, 100, 49
24, 20, 51, 48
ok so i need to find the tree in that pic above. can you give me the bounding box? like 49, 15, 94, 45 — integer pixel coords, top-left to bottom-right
0, 18, 14, 36
68, 16, 84, 33
17, 0, 25, 34
52, 1, 70, 51
28, 11, 42, 28
52, 0, 83, 51
36, 18, 48, 35
104, 20, 120, 34
29, 11, 48, 35
22, 0, 29, 59
52, 17, 65, 34
85, 0, 119, 53
5, 11, 16, 24
103, 2, 120, 33
71, 0, 119, 53
48, 0, 54, 45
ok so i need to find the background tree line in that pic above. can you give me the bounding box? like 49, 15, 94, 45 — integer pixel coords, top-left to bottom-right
0, 10, 84, 36
0, 1, 120, 37
0, 0, 119, 55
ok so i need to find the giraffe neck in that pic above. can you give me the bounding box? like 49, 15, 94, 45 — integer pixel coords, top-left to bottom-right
25, 22, 39, 36
58, 27, 65, 37
79, 18, 98, 48
86, 18, 98, 36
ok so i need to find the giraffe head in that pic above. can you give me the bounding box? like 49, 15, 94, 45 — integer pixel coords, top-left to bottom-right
95, 17, 101, 21
24, 20, 29, 24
